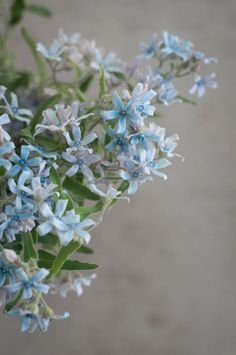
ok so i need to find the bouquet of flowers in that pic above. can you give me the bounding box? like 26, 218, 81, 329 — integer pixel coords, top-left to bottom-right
0, 1, 217, 332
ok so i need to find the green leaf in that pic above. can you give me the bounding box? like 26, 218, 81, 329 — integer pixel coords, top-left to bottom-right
50, 166, 61, 186
20, 128, 33, 140
79, 74, 94, 93
63, 177, 100, 201
77, 245, 94, 254
4, 289, 23, 312
26, 4, 52, 17
38, 249, 54, 261
47, 240, 81, 279
0, 166, 6, 177
38, 233, 58, 246
76, 201, 103, 219
22, 232, 38, 262
69, 60, 82, 81
176, 95, 197, 106
31, 229, 38, 244
99, 64, 106, 97
9, 0, 26, 26
111, 71, 126, 81
30, 94, 61, 132
21, 27, 46, 86
38, 249, 98, 270
0, 71, 31, 91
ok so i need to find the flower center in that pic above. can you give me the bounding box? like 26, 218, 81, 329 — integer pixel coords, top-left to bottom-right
11, 106, 18, 114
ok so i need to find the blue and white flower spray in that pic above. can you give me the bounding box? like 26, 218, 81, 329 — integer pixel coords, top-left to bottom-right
0, 1, 217, 332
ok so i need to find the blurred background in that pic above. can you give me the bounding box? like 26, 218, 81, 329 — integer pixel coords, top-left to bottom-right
1, 0, 236, 354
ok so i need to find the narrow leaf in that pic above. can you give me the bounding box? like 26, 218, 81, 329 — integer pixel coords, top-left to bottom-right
77, 245, 94, 254
9, 0, 25, 26
26, 4, 52, 17
76, 201, 103, 219
99, 64, 106, 97
63, 177, 100, 201
50, 166, 61, 186
47, 240, 81, 279
176, 95, 197, 106
22, 232, 38, 262
79, 74, 94, 93
21, 27, 46, 86
5, 289, 23, 312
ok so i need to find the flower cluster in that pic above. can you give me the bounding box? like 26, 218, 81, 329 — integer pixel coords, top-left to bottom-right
0, 22, 217, 333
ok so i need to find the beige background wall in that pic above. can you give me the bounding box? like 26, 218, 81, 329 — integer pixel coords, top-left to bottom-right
1, 0, 236, 354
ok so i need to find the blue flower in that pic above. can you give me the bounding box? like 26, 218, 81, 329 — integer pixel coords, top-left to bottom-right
37, 199, 94, 245
102, 92, 141, 134
102, 84, 157, 134
73, 274, 97, 297
0, 141, 15, 171
159, 82, 180, 105
62, 150, 100, 180
137, 34, 159, 60
7, 308, 48, 333
91, 50, 124, 79
27, 143, 58, 160
6, 268, 49, 299
37, 199, 70, 245
8, 171, 33, 209
118, 156, 152, 194
63, 125, 97, 153
189, 73, 218, 98
0, 205, 35, 242
161, 31, 193, 62
37, 40, 63, 61
7, 145, 42, 178
0, 86, 33, 123
193, 51, 218, 65
0, 254, 16, 287
0, 113, 11, 142
105, 127, 129, 153
60, 209, 94, 244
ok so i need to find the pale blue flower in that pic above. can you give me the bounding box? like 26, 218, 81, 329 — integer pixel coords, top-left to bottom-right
7, 308, 55, 332
37, 200, 94, 245
102, 92, 141, 134
161, 31, 193, 61
0, 87, 33, 123
7, 145, 42, 178
35, 102, 80, 136
6, 268, 49, 299
73, 274, 97, 297
0, 255, 16, 287
37, 199, 70, 244
105, 127, 129, 153
8, 171, 33, 209
91, 50, 124, 78
189, 73, 218, 98
37, 40, 63, 61
62, 150, 100, 180
137, 34, 159, 60
60, 209, 94, 244
63, 126, 97, 153
0, 113, 11, 142
0, 205, 35, 242
118, 156, 152, 194
0, 141, 15, 170
159, 82, 180, 105
193, 51, 218, 65
27, 143, 58, 160
102, 84, 156, 134
145, 149, 172, 180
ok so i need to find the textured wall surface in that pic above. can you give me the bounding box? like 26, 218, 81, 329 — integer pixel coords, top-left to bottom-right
1, 0, 236, 354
